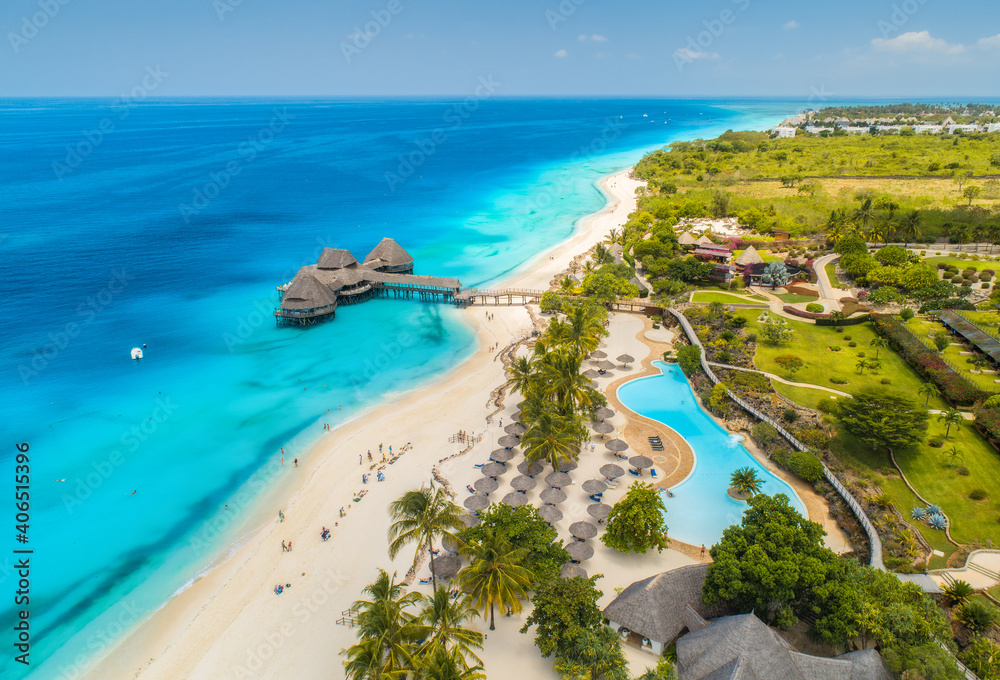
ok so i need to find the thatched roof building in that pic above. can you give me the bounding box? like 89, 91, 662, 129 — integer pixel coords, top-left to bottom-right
678, 231, 698, 246
695, 234, 714, 246
275, 238, 461, 326
677, 613, 892, 680
279, 274, 337, 312
603, 564, 726, 655
364, 238, 414, 274
317, 248, 358, 270
734, 245, 764, 266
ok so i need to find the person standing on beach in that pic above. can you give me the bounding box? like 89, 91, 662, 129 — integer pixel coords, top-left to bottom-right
279, 511, 284, 522
293, 458, 298, 467
367, 450, 373, 461
281, 540, 288, 552
359, 454, 362, 465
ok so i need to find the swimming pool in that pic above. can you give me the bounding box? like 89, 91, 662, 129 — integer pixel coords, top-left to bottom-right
616, 361, 807, 547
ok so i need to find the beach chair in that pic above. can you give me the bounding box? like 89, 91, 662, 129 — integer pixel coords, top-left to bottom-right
629, 469, 640, 476
650, 469, 659, 479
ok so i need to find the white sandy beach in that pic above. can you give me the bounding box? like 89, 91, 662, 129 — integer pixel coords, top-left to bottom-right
85, 169, 690, 680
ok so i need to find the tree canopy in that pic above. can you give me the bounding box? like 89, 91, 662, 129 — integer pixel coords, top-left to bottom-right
601, 481, 669, 554
836, 386, 929, 450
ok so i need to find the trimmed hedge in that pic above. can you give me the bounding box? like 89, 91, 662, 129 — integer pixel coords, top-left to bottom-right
816, 314, 871, 326
783, 305, 828, 320
871, 314, 987, 406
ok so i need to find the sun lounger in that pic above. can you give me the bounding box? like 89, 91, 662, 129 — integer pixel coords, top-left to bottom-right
650, 469, 658, 478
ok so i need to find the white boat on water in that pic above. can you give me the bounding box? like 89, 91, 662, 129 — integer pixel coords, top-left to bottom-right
131, 347, 143, 360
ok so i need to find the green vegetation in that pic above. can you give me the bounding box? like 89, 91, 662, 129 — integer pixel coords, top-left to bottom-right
836, 387, 929, 450
458, 528, 533, 631
728, 467, 764, 496
702, 494, 962, 679
690, 291, 765, 304
388, 483, 465, 592
601, 481, 669, 554
776, 292, 816, 304
737, 311, 948, 407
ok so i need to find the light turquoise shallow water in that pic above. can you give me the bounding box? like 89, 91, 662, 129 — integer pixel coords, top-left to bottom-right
616, 361, 808, 546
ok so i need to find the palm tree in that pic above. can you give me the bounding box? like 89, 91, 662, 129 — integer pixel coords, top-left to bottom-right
829, 310, 845, 327
918, 382, 940, 406
419, 648, 486, 680
988, 224, 1000, 253
855, 358, 868, 375
939, 408, 964, 438
898, 210, 921, 248
866, 359, 883, 374
729, 467, 764, 496
869, 337, 888, 360
506, 356, 535, 397
943, 579, 975, 605
866, 222, 886, 248
955, 224, 973, 252
555, 627, 630, 680
521, 406, 582, 469
825, 208, 850, 242
345, 569, 424, 679
417, 589, 484, 671
458, 529, 532, 630
593, 243, 614, 265
606, 228, 620, 245
945, 445, 964, 468
582, 260, 596, 277
559, 275, 575, 293
853, 198, 876, 236
539, 350, 596, 413
562, 304, 607, 357
388, 484, 465, 592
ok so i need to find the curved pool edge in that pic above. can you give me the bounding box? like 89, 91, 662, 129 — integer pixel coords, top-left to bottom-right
612, 362, 699, 489
615, 360, 808, 545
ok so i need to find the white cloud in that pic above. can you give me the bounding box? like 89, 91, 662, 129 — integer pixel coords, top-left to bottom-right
554, 49, 568, 58
871, 31, 965, 55
674, 47, 720, 61
979, 33, 1000, 48
625, 53, 641, 60
577, 34, 608, 42
783, 20, 800, 30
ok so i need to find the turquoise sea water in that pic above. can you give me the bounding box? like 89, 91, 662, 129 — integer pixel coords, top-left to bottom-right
617, 361, 807, 546
0, 98, 796, 678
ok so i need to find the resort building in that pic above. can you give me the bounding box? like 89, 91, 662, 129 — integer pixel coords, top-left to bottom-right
604, 565, 893, 680
678, 232, 698, 246
733, 245, 764, 267
274, 238, 462, 326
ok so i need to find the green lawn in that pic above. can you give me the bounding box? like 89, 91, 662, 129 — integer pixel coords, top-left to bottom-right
824, 261, 847, 290
831, 419, 1000, 557
776, 293, 819, 304
924, 255, 1000, 271
692, 291, 768, 305
770, 382, 846, 409
738, 312, 948, 409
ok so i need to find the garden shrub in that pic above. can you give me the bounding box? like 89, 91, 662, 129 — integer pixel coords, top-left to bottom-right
787, 451, 825, 482
783, 408, 799, 423
844, 335, 852, 341
970, 489, 988, 501
857, 351, 866, 358
817, 399, 839, 414
848, 341, 857, 347
975, 407, 1000, 443
928, 437, 944, 448
835, 327, 844, 333
881, 378, 891, 384
751, 421, 780, 449
805, 303, 824, 313
830, 377, 848, 384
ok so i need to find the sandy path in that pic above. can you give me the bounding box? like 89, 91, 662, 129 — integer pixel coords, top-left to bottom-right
84, 171, 648, 680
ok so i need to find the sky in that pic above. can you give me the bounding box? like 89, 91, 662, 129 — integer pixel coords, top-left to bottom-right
2, 0, 999, 98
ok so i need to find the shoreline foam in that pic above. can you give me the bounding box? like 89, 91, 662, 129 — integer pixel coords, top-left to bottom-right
81, 168, 644, 680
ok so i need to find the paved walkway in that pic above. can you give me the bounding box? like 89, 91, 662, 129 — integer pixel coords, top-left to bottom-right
899, 549, 1000, 593
706, 362, 851, 397
813, 253, 855, 303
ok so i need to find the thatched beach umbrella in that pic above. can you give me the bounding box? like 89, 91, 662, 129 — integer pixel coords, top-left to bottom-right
583, 479, 608, 495
588, 503, 612, 522
630, 455, 654, 470
606, 439, 629, 453
593, 407, 615, 420
490, 448, 515, 463
474, 477, 499, 493
597, 360, 616, 371
464, 494, 490, 511
566, 542, 594, 562
545, 471, 572, 488
557, 460, 578, 472
462, 513, 481, 528
539, 505, 563, 524
540, 487, 568, 505
617, 354, 634, 367
430, 555, 462, 582
510, 411, 522, 422
498, 435, 520, 449
583, 369, 600, 379
570, 521, 599, 540
592, 421, 614, 435
516, 400, 527, 409
600, 464, 625, 480
502, 492, 528, 507
510, 475, 537, 492
591, 350, 607, 360
560, 563, 588, 579
517, 460, 545, 477
481, 462, 506, 478
504, 423, 526, 436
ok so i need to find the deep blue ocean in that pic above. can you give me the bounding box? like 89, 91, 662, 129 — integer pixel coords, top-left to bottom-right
0, 97, 794, 678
